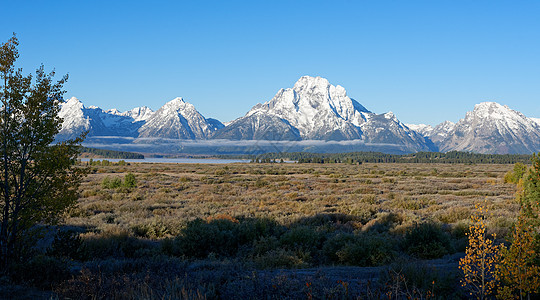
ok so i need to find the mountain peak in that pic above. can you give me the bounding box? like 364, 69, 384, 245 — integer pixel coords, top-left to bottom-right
65, 96, 84, 107
473, 101, 510, 115
439, 102, 540, 154
138, 97, 222, 140
384, 112, 396, 120
292, 76, 349, 98
294, 75, 330, 88
165, 97, 186, 106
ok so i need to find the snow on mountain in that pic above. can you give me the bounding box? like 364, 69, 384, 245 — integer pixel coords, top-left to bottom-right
427, 121, 456, 145
215, 76, 435, 152
108, 106, 155, 122
438, 102, 540, 154
57, 97, 151, 140
58, 97, 91, 139
405, 124, 434, 136
138, 97, 223, 140
213, 111, 301, 140
244, 76, 370, 139
56, 92, 540, 155
358, 112, 436, 152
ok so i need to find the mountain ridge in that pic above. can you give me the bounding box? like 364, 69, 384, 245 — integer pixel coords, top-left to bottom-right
57, 77, 540, 155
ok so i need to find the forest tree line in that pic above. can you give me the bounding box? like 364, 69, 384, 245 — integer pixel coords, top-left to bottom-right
80, 147, 144, 159
234, 151, 533, 164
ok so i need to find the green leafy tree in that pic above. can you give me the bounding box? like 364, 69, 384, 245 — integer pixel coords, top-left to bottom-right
496, 213, 540, 300
0, 34, 85, 271
504, 163, 528, 184
497, 154, 540, 299
518, 154, 540, 221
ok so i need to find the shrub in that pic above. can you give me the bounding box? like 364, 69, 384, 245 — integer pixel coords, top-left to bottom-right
254, 248, 310, 269
381, 259, 459, 298
279, 226, 324, 252
102, 176, 123, 189
322, 233, 356, 263
46, 229, 84, 260
237, 217, 284, 243
403, 222, 453, 259
9, 255, 71, 289
363, 212, 403, 233
503, 162, 527, 184
173, 217, 283, 258
124, 172, 137, 188
336, 233, 395, 266
132, 220, 169, 239
81, 231, 154, 259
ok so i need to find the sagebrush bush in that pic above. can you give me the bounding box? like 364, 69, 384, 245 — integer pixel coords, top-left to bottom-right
47, 229, 84, 260
279, 226, 325, 252
81, 230, 155, 259
172, 217, 283, 258
322, 233, 356, 263
132, 220, 169, 239
253, 248, 310, 269
335, 233, 395, 266
9, 255, 71, 289
403, 222, 453, 259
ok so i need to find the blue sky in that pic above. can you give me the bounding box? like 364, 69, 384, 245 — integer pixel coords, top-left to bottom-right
2, 1, 540, 125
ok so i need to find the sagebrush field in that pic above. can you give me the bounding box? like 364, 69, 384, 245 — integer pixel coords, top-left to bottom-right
6, 161, 524, 299
71, 162, 517, 239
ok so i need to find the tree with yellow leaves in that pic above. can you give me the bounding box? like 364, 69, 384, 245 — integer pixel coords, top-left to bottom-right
459, 202, 501, 300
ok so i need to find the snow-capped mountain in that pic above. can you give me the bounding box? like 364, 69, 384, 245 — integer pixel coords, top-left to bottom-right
56, 88, 540, 155
138, 97, 224, 140
437, 102, 540, 154
426, 121, 456, 145
57, 97, 146, 140
405, 124, 434, 136
359, 112, 436, 151
213, 112, 301, 140
108, 106, 154, 122
58, 97, 91, 139
214, 76, 435, 152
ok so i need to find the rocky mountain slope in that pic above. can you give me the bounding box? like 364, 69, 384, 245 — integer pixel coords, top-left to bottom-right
138, 97, 223, 140
436, 102, 540, 154
57, 97, 223, 141
57, 97, 147, 140
57, 79, 540, 154
213, 76, 435, 152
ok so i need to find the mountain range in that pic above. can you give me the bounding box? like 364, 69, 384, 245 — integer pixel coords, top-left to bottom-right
57, 76, 540, 155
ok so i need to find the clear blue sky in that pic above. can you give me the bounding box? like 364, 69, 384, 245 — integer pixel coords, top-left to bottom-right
2, 1, 540, 125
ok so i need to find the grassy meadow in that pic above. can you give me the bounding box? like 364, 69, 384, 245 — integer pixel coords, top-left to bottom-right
71, 162, 517, 239
9, 161, 523, 299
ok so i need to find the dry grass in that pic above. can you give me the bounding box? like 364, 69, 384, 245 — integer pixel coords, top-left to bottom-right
23, 161, 520, 299
67, 162, 519, 239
